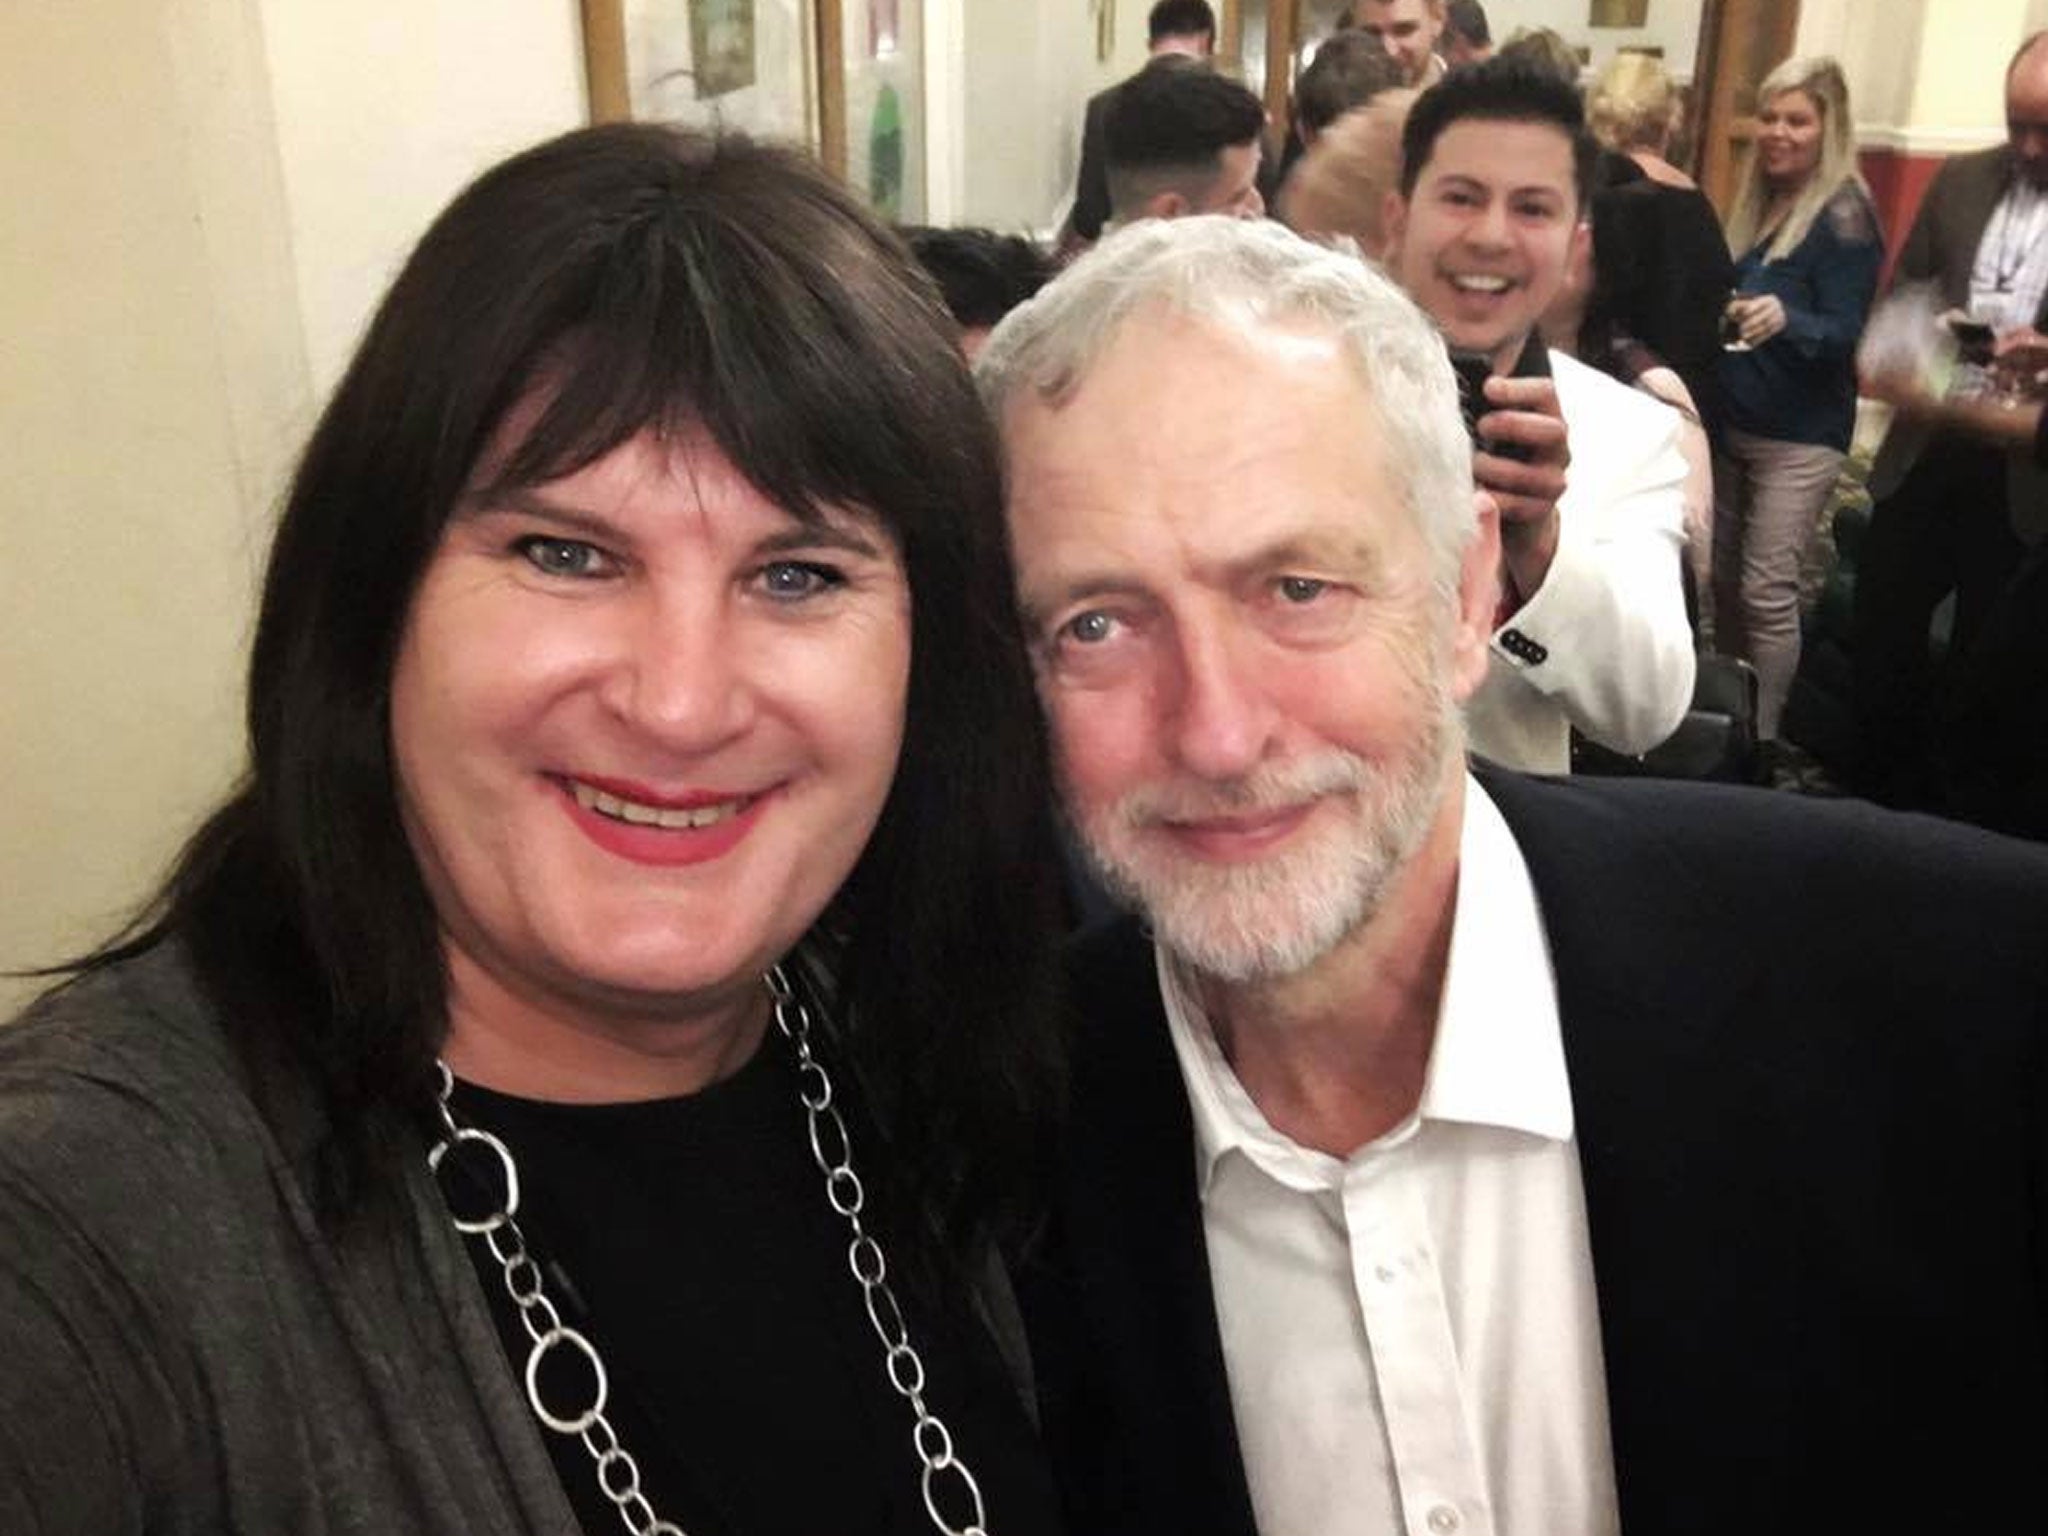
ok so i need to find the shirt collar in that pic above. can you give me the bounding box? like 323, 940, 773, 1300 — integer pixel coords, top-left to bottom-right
1160, 772, 1572, 1196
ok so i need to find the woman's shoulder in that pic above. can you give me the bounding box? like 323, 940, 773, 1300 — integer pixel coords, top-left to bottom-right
0, 946, 266, 1221
1818, 178, 1881, 248
4, 944, 241, 1108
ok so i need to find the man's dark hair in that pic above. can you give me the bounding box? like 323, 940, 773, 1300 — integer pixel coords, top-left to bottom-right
1106, 60, 1265, 222
1148, 0, 1216, 45
1398, 53, 1599, 204
1443, 0, 1491, 49
904, 227, 1053, 332
1295, 30, 1407, 135
58, 126, 1064, 1275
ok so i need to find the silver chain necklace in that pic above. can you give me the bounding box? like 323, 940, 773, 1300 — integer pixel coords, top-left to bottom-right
427, 962, 991, 1536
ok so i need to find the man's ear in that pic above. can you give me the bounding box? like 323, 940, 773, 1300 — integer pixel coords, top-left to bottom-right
1448, 489, 1503, 704
1382, 191, 1409, 259
1568, 216, 1593, 284
1144, 190, 1190, 220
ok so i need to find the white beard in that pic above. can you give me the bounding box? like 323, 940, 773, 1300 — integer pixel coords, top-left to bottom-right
1069, 650, 1459, 985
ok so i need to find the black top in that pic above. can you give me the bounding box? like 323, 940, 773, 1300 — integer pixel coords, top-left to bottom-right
1586, 174, 1736, 438
449, 1036, 1063, 1536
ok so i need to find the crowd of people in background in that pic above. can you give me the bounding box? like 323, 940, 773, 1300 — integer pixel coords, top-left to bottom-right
913, 0, 2048, 844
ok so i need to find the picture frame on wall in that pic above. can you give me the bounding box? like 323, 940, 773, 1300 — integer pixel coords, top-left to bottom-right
578, 0, 839, 169
1590, 0, 1653, 25
689, 0, 758, 98
578, 0, 923, 217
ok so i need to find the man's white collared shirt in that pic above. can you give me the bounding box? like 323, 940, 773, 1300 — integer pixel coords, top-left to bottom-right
1160, 776, 1620, 1536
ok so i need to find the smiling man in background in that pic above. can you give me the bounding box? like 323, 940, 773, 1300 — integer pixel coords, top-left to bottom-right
1381, 55, 1693, 771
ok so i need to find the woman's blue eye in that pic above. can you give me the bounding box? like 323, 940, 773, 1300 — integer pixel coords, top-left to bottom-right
759, 561, 842, 600
1278, 576, 1328, 604
515, 536, 607, 577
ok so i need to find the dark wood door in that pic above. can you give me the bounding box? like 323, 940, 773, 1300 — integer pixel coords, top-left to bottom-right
1692, 0, 1803, 215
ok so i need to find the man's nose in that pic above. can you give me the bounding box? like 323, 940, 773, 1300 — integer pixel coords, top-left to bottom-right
1466, 197, 1510, 248
1166, 618, 1279, 781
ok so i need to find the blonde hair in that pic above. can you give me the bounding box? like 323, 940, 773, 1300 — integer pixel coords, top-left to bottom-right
1587, 52, 1679, 154
1724, 55, 1866, 262
1498, 26, 1582, 86
1277, 88, 1420, 258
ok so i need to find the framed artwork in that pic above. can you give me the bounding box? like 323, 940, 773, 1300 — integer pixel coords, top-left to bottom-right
838, 0, 924, 219
578, 0, 922, 213
579, 0, 843, 172
1591, 0, 1653, 24
690, 0, 758, 97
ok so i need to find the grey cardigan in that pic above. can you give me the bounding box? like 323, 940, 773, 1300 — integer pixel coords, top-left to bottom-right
0, 948, 1033, 1534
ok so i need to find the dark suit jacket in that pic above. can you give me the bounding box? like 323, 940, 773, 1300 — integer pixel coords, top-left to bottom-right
1022, 771, 2048, 1535
1063, 80, 1121, 246
1871, 144, 2048, 496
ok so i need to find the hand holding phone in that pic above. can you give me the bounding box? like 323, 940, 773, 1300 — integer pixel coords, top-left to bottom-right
1947, 313, 1996, 367
1449, 350, 1569, 599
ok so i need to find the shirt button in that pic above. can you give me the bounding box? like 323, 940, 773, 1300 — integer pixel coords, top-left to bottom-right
1427, 1504, 1462, 1533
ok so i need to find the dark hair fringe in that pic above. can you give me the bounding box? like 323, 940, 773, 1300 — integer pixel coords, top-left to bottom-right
52, 125, 1065, 1290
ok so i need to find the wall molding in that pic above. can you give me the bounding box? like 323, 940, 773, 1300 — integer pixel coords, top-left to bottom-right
1858, 122, 2006, 156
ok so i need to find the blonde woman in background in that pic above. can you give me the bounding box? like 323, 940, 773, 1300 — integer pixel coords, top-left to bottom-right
1715, 56, 1881, 743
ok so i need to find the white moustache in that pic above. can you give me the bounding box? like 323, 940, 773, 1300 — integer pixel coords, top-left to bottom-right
1115, 752, 1372, 828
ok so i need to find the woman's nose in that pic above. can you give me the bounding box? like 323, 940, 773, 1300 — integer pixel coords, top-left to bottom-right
601, 591, 758, 752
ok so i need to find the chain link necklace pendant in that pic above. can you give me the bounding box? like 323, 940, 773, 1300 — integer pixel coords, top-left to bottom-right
428, 962, 991, 1536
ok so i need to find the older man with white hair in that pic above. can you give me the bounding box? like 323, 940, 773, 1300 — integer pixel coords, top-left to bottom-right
980, 215, 2048, 1536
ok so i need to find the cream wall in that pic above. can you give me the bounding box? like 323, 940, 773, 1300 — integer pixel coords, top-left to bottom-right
956, 0, 1148, 233
260, 1, 586, 394
1904, 0, 2027, 145
1495, 0, 1704, 80
1, 0, 296, 1012
1, 0, 583, 1014
1803, 0, 2027, 153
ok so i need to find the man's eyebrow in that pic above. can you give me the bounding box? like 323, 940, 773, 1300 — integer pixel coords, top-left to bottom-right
1021, 533, 1386, 625
1017, 573, 1155, 629
1220, 534, 1386, 585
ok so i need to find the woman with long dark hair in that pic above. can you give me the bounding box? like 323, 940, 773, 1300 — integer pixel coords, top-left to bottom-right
0, 125, 1066, 1536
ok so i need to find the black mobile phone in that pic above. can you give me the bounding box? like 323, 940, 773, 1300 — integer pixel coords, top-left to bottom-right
1450, 350, 1494, 446
1949, 316, 1996, 367
1450, 345, 1544, 463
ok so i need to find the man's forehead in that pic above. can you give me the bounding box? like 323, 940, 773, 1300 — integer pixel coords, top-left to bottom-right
1358, 0, 1435, 24
1009, 309, 1356, 429
2010, 53, 2048, 118
998, 310, 1381, 503
1417, 117, 1576, 192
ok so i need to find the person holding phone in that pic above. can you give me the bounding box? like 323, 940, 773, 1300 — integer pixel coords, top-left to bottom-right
1713, 57, 1881, 748
1853, 33, 2048, 811
1380, 57, 1695, 773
